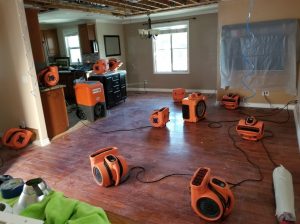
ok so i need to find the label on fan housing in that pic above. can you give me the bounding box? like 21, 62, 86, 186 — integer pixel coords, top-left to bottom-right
92, 88, 101, 94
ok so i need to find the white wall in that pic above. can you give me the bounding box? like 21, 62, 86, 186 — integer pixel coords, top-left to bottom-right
95, 21, 127, 69
0, 0, 49, 145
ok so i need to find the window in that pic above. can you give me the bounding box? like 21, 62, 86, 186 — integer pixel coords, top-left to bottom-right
152, 21, 189, 74
65, 35, 82, 63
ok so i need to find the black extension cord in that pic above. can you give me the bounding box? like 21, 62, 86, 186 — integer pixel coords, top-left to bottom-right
202, 101, 298, 188
129, 166, 192, 184
80, 120, 152, 134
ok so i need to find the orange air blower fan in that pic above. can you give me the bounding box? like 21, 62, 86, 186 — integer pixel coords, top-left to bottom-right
221, 93, 240, 110
190, 167, 234, 222
37, 66, 59, 87
172, 88, 186, 103
108, 58, 123, 71
2, 128, 33, 150
182, 92, 206, 122
150, 107, 170, 128
89, 147, 129, 187
74, 81, 106, 122
93, 59, 109, 75
236, 116, 264, 141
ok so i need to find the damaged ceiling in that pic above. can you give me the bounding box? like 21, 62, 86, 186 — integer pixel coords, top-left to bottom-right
24, 0, 219, 17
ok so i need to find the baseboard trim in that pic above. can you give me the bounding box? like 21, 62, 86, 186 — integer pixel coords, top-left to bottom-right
215, 101, 295, 110
127, 87, 217, 94
33, 138, 50, 147
293, 107, 300, 150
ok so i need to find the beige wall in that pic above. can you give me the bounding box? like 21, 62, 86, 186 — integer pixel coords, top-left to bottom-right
217, 0, 300, 104
95, 22, 127, 70
0, 0, 48, 144
124, 13, 218, 90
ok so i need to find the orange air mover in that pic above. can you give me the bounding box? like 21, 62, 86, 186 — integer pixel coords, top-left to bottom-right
172, 88, 186, 103
2, 128, 33, 150
190, 167, 234, 222
108, 58, 123, 71
74, 81, 106, 121
236, 116, 264, 141
182, 92, 206, 122
89, 147, 129, 187
221, 93, 240, 110
93, 59, 109, 75
150, 107, 170, 128
38, 66, 59, 87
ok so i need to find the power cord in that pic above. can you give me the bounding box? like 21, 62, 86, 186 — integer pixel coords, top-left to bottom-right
238, 100, 297, 121
80, 121, 152, 134
226, 125, 264, 189
260, 130, 279, 168
129, 166, 192, 184
203, 118, 240, 129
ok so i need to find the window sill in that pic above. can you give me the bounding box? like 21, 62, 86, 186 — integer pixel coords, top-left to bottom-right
154, 72, 190, 75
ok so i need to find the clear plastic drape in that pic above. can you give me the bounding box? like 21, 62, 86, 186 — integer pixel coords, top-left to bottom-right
220, 19, 298, 95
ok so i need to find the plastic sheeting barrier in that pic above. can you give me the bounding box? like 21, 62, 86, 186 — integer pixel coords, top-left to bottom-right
220, 19, 298, 95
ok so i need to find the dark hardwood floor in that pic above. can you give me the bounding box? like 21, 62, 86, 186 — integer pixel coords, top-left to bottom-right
1, 92, 299, 224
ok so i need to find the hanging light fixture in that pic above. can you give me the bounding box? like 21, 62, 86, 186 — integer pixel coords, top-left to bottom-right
138, 14, 160, 39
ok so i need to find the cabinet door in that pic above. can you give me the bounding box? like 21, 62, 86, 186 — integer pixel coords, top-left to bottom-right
87, 24, 96, 40
42, 29, 60, 57
78, 24, 96, 54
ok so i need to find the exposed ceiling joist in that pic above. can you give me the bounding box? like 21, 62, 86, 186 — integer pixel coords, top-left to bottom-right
128, 0, 219, 16
24, 0, 219, 17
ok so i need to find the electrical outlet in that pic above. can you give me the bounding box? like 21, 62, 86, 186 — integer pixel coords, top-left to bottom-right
20, 121, 26, 129
262, 91, 269, 96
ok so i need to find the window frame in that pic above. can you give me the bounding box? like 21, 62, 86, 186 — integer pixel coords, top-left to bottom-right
64, 34, 82, 64
152, 21, 190, 75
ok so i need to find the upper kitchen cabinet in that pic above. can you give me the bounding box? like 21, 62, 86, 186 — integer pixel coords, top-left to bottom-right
78, 24, 97, 54
25, 8, 45, 64
41, 29, 60, 57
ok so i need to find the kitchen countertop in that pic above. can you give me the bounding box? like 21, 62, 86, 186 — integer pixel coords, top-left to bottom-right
40, 85, 66, 92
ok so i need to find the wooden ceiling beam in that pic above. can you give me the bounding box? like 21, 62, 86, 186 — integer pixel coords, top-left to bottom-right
147, 0, 169, 7
127, 1, 161, 10
169, 0, 186, 6
24, 0, 126, 15
85, 0, 150, 11
24, 0, 218, 17
127, 0, 218, 16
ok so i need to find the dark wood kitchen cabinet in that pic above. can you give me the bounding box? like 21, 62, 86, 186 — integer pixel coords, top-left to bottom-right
88, 71, 127, 109
41, 29, 60, 57
40, 85, 69, 139
78, 24, 96, 54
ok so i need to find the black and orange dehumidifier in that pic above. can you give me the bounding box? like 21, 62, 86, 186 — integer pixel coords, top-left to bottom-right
236, 116, 264, 141
149, 107, 170, 128
172, 88, 186, 103
221, 93, 240, 110
93, 59, 109, 75
37, 66, 59, 87
74, 81, 106, 121
2, 128, 33, 150
190, 167, 234, 222
89, 147, 129, 187
182, 92, 206, 122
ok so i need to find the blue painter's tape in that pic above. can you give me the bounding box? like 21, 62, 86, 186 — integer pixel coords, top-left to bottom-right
1, 178, 24, 199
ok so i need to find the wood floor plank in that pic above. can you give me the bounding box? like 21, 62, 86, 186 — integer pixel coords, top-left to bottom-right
1, 92, 299, 223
